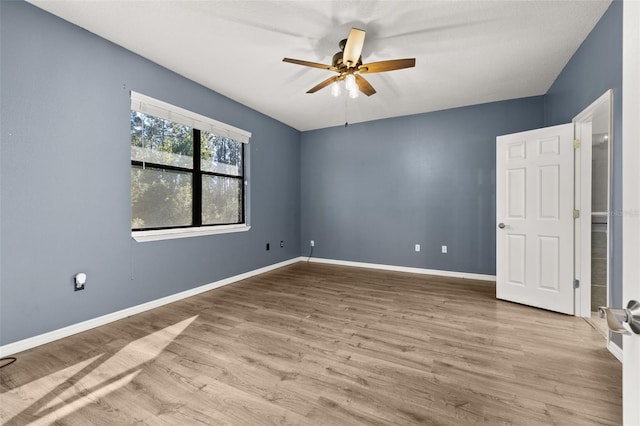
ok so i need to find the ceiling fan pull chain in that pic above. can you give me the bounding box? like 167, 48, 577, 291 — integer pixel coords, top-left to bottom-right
345, 96, 349, 127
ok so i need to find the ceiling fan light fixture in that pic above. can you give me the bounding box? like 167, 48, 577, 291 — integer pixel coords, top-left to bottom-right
345, 74, 357, 92
331, 82, 342, 97
348, 88, 359, 99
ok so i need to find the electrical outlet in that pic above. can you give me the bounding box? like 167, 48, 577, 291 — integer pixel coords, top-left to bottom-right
280, 241, 284, 248
441, 245, 448, 253
310, 240, 315, 247
415, 244, 420, 252
74, 272, 86, 291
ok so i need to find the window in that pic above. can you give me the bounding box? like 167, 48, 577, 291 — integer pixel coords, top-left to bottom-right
130, 92, 250, 236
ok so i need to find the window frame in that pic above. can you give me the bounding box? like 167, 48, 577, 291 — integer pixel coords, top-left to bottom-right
130, 92, 251, 241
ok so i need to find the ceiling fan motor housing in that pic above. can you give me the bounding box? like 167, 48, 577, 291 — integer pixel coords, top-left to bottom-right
332, 52, 362, 72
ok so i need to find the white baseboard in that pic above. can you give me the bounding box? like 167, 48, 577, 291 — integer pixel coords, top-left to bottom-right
305, 257, 496, 282
607, 339, 623, 363
1, 256, 494, 357
0, 257, 300, 357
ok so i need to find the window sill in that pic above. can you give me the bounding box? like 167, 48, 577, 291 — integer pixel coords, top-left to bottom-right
132, 224, 250, 242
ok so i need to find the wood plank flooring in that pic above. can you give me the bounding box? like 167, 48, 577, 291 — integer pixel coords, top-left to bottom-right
0, 263, 622, 425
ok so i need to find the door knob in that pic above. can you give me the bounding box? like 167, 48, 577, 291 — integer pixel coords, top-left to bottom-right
498, 223, 506, 229
598, 300, 640, 335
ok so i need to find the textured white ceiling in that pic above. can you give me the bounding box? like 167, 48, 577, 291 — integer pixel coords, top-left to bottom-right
28, 0, 611, 131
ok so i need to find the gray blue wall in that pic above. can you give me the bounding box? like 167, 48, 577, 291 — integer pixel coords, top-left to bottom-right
544, 0, 623, 344
300, 97, 544, 275
1, 0, 623, 347
300, 0, 622, 283
0, 1, 301, 345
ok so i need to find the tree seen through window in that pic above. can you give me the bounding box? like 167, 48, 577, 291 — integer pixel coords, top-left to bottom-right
130, 111, 244, 230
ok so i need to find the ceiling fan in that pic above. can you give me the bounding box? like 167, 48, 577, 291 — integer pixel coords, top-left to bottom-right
283, 28, 416, 97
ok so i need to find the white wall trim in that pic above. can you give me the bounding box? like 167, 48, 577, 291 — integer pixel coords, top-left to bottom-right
0, 257, 300, 357
0, 256, 495, 357
305, 257, 496, 281
608, 339, 623, 363
132, 224, 250, 242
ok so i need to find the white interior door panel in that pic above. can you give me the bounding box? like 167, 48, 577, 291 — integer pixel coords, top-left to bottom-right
496, 123, 574, 314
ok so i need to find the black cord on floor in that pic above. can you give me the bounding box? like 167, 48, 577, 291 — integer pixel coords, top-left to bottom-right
0, 357, 16, 368
307, 245, 314, 262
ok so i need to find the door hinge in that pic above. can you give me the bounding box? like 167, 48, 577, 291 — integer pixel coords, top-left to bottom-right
573, 279, 580, 289
573, 209, 580, 219
573, 139, 581, 149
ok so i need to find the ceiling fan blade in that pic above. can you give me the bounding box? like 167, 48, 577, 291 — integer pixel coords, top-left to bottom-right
355, 74, 376, 96
307, 75, 341, 94
343, 28, 366, 68
358, 58, 416, 74
283, 58, 336, 71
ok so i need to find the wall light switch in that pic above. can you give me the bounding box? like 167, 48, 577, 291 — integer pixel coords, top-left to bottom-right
415, 244, 420, 252
442, 245, 448, 253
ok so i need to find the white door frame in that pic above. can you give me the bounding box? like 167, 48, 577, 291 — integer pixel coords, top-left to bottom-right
622, 0, 640, 422
572, 90, 613, 319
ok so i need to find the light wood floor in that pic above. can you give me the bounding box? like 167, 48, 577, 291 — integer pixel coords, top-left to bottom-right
1, 263, 621, 425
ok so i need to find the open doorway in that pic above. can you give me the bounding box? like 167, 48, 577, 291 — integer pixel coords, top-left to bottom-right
574, 90, 612, 338
591, 109, 610, 297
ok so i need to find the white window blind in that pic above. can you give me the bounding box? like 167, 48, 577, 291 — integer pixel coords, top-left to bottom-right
130, 91, 251, 143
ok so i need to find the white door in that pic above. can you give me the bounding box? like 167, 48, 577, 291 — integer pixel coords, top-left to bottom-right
496, 123, 575, 314
622, 1, 640, 422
